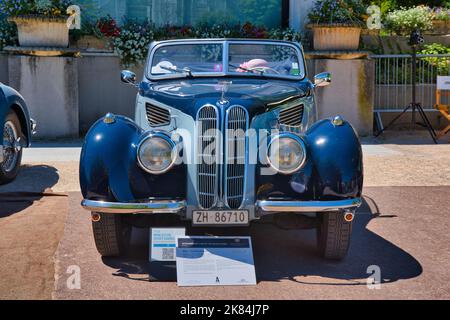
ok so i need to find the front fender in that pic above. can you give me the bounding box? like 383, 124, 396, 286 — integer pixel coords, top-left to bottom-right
256, 118, 363, 201
0, 84, 32, 147
80, 114, 187, 202
80, 115, 142, 201
304, 118, 363, 200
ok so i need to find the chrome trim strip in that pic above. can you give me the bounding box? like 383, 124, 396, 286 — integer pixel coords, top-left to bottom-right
256, 198, 362, 213
81, 199, 186, 214
224, 105, 249, 209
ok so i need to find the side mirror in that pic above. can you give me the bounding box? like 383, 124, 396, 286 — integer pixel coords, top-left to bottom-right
121, 70, 137, 85
314, 72, 331, 87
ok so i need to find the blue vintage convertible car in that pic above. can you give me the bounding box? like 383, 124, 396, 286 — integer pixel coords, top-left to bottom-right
80, 39, 363, 260
0, 83, 36, 184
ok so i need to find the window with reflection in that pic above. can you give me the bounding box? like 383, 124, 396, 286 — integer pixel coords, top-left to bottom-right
81, 0, 283, 28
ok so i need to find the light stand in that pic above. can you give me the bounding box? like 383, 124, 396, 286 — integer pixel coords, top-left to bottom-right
375, 30, 438, 144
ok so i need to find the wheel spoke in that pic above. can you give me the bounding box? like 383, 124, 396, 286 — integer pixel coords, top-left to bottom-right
1, 121, 20, 173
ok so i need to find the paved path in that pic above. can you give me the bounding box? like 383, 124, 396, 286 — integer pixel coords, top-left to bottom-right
53, 188, 450, 300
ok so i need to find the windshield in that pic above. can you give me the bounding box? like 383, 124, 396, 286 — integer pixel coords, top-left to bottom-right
148, 41, 304, 80
228, 43, 302, 77
150, 43, 224, 76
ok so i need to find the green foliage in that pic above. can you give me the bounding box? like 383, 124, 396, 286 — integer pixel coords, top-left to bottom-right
0, 17, 17, 50
419, 43, 450, 74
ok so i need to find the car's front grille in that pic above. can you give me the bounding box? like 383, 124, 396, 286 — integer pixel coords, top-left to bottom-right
146, 103, 171, 127
279, 104, 304, 127
196, 104, 248, 210
224, 106, 248, 209
197, 105, 220, 209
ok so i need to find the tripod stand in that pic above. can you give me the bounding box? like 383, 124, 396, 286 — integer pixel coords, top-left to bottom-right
375, 34, 438, 144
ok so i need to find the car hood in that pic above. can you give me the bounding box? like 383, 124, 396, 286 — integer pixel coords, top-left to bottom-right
139, 78, 312, 117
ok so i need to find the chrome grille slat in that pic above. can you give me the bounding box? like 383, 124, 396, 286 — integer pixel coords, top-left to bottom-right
279, 104, 304, 127
224, 105, 248, 209
146, 103, 171, 127
197, 105, 219, 209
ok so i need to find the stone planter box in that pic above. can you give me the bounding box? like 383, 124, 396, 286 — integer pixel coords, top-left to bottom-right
75, 36, 112, 52
426, 20, 450, 35
309, 24, 362, 51
9, 15, 69, 48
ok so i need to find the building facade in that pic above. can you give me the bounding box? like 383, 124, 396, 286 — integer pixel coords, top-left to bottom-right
81, 0, 314, 30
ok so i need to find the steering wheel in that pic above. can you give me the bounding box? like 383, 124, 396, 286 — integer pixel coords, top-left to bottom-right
248, 66, 280, 75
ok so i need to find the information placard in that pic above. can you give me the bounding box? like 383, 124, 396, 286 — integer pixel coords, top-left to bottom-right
437, 76, 450, 90
150, 228, 186, 262
176, 236, 257, 287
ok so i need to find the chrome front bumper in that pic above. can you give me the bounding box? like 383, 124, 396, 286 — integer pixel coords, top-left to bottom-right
256, 198, 362, 213
81, 199, 186, 214
81, 198, 362, 215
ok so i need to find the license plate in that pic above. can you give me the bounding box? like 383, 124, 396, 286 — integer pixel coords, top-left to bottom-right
193, 210, 249, 226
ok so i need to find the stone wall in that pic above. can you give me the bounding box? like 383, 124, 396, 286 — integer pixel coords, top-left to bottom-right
77, 54, 143, 133
307, 58, 375, 136
0, 53, 8, 84
0, 53, 375, 137
8, 55, 79, 138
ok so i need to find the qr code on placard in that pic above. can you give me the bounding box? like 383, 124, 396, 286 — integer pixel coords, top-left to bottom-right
162, 248, 175, 260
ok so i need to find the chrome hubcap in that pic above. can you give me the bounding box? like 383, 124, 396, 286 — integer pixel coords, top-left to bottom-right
2, 121, 20, 173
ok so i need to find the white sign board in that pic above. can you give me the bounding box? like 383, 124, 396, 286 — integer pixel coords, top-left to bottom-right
150, 228, 186, 262
437, 76, 450, 90
176, 236, 257, 287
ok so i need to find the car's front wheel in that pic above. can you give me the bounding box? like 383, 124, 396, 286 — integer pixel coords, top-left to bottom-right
92, 213, 131, 257
317, 211, 353, 260
0, 111, 24, 185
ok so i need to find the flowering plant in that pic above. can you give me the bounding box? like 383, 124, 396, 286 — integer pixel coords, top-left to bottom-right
111, 18, 154, 67
384, 6, 433, 35
97, 15, 120, 38
96, 18, 302, 67
307, 0, 366, 26
430, 7, 450, 22
0, 0, 74, 17
268, 28, 302, 42
0, 17, 17, 49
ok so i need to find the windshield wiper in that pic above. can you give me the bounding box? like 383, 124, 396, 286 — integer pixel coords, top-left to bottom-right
229, 63, 265, 76
160, 65, 193, 77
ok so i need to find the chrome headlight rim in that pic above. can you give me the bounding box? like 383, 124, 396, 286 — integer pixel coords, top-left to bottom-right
267, 133, 307, 175
137, 132, 178, 175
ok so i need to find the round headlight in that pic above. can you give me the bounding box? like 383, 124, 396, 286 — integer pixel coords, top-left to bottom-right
267, 134, 307, 174
137, 134, 177, 174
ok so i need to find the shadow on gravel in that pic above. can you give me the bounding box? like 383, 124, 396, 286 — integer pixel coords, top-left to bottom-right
0, 164, 61, 218
102, 196, 423, 285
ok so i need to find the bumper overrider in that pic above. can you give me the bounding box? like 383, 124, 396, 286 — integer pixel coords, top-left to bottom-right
81, 198, 362, 215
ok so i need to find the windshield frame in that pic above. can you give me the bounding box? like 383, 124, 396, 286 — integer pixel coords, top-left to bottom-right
145, 39, 306, 81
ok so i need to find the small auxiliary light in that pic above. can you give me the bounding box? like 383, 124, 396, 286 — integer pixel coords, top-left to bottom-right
103, 113, 116, 124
